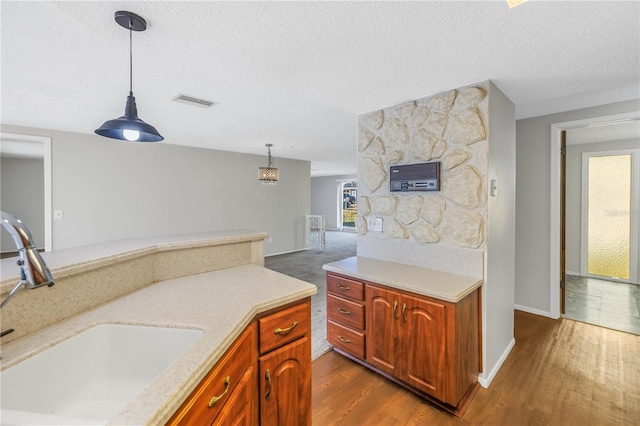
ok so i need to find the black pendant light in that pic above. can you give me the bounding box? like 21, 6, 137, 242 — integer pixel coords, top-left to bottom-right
95, 11, 163, 142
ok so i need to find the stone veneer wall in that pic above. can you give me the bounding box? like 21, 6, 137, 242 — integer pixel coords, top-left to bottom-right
357, 81, 490, 277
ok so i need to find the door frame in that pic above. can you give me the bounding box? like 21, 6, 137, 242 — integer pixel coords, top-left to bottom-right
549, 111, 640, 319
0, 132, 52, 251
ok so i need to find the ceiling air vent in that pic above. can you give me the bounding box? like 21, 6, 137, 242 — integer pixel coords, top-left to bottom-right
172, 94, 218, 108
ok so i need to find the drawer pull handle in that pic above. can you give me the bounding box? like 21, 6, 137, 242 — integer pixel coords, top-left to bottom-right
337, 308, 351, 315
265, 369, 272, 401
207, 376, 230, 407
402, 302, 407, 323
393, 300, 399, 320
338, 284, 351, 290
274, 321, 298, 335
338, 336, 351, 343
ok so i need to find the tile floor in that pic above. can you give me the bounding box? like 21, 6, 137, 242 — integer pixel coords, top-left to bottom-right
565, 274, 640, 335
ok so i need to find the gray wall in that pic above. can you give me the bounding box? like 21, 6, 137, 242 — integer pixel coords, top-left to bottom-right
1, 124, 310, 256
515, 99, 640, 314
310, 175, 356, 230
1, 157, 45, 252
483, 81, 516, 383
565, 138, 640, 280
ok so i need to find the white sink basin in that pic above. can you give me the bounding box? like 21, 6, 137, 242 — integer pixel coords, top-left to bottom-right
0, 324, 203, 425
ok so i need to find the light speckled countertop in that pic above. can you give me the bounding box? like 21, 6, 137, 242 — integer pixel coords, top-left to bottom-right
322, 256, 482, 303
1, 264, 317, 425
0, 229, 269, 291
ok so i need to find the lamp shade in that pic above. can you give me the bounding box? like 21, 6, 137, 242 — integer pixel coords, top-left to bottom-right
258, 143, 279, 184
258, 166, 279, 184
95, 92, 163, 142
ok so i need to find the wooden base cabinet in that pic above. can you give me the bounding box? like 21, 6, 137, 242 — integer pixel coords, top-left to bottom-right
327, 272, 480, 416
367, 285, 447, 402
167, 324, 257, 426
167, 299, 311, 426
214, 366, 258, 426
259, 337, 311, 425
258, 301, 312, 426
326, 274, 366, 360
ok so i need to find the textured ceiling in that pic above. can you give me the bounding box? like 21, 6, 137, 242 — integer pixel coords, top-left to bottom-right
1, 1, 639, 176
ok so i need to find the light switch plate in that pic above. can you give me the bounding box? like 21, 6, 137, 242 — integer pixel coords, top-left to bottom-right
54, 210, 63, 220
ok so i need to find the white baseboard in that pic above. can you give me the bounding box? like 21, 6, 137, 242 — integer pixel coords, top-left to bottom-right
265, 248, 309, 257
478, 337, 515, 388
566, 270, 580, 277
514, 304, 554, 319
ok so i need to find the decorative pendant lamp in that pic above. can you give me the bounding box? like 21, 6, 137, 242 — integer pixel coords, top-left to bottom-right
95, 11, 163, 142
258, 144, 279, 185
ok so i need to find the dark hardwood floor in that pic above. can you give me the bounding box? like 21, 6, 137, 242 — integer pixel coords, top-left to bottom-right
312, 310, 640, 425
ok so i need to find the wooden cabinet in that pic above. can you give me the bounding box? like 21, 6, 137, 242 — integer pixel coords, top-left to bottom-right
167, 323, 257, 426
214, 366, 257, 426
326, 274, 366, 359
367, 285, 447, 401
327, 272, 480, 416
366, 285, 398, 375
258, 301, 312, 426
259, 336, 311, 425
399, 292, 447, 400
167, 298, 311, 426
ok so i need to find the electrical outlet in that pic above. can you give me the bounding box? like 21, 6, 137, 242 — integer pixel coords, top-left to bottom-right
366, 216, 383, 232
268, 236, 273, 243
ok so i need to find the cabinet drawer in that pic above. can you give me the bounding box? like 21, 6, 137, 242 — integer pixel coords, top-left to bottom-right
259, 301, 310, 354
327, 274, 364, 301
327, 294, 365, 330
328, 320, 365, 360
167, 323, 256, 426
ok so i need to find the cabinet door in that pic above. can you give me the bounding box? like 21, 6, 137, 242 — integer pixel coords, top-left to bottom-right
398, 293, 447, 401
366, 285, 399, 376
213, 366, 257, 426
259, 336, 311, 426
167, 324, 255, 426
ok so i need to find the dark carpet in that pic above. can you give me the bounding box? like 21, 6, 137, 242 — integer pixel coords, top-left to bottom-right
264, 230, 357, 359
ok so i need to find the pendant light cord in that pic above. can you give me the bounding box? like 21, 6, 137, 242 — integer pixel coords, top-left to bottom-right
129, 21, 133, 93
268, 146, 274, 167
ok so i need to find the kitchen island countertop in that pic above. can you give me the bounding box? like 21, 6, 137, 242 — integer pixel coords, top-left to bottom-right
1, 261, 316, 425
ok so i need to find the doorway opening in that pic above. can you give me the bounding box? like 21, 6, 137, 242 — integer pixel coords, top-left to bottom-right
550, 111, 640, 320
555, 115, 639, 335
0, 132, 52, 254
340, 180, 357, 230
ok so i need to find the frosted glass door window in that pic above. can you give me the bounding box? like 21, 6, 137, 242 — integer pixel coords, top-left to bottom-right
586, 154, 631, 280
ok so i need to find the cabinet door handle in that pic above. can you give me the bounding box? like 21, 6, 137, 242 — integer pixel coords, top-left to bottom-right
265, 369, 272, 401
274, 321, 298, 335
337, 308, 351, 315
338, 284, 351, 290
393, 300, 399, 320
402, 303, 407, 323
338, 336, 351, 343
207, 376, 230, 407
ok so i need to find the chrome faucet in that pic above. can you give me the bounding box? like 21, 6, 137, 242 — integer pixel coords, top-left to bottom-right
1, 210, 54, 337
